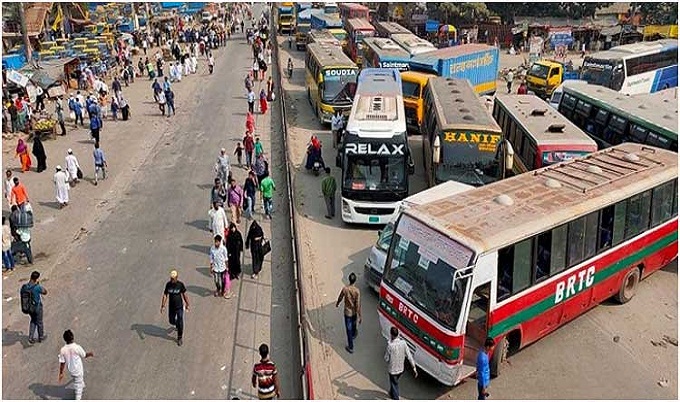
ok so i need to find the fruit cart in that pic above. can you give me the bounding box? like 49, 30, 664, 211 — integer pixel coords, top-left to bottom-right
30, 116, 57, 140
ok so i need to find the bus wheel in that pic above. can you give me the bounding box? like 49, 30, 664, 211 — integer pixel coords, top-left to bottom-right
490, 336, 507, 378
615, 267, 640, 304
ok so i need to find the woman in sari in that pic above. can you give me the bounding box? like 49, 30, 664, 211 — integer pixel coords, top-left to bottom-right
226, 222, 244, 280
245, 220, 265, 279
245, 111, 255, 133
259, 89, 268, 115
16, 139, 32, 172
32, 136, 47, 173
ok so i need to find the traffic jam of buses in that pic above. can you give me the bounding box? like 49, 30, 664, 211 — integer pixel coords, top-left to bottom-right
275, 2, 677, 399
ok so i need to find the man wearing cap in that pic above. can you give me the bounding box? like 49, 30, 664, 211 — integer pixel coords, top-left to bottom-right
54, 166, 70, 209
216, 148, 230, 185
65, 149, 81, 186
161, 270, 189, 346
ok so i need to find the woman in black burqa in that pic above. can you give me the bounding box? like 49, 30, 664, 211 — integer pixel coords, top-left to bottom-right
32, 136, 47, 173
245, 219, 264, 279
226, 222, 244, 280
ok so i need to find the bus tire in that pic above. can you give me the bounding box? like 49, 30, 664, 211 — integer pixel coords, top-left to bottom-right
615, 267, 640, 304
490, 336, 507, 378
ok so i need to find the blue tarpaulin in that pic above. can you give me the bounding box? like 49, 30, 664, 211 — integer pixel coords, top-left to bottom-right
426, 20, 440, 33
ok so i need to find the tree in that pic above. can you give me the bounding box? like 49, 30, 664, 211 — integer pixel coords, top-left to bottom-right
639, 2, 678, 25
485, 2, 612, 24
426, 2, 490, 25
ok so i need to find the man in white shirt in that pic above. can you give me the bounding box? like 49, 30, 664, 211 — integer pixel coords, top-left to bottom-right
65, 149, 80, 185
384, 326, 417, 400
58, 329, 94, 400
210, 234, 231, 298
331, 111, 344, 149
208, 202, 229, 241
4, 169, 16, 207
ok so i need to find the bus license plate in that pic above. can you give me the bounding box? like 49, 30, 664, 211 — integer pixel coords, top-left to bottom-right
369, 216, 379, 223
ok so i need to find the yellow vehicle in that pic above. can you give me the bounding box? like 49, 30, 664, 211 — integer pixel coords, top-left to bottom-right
305, 42, 358, 124
525, 59, 580, 99
400, 70, 435, 134
328, 28, 348, 48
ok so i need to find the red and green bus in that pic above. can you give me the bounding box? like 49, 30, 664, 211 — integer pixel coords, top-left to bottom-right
344, 18, 375, 68
378, 142, 678, 386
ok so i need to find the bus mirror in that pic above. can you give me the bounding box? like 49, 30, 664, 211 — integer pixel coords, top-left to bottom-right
433, 135, 441, 164
505, 140, 515, 171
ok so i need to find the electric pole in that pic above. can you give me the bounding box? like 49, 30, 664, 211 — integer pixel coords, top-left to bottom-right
18, 2, 33, 66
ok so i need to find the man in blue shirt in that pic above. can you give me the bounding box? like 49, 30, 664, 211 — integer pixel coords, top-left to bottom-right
21, 271, 47, 344
477, 337, 495, 400
93, 142, 107, 186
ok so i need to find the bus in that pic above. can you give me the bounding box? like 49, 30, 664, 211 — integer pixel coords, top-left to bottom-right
492, 94, 598, 179
336, 68, 414, 224
373, 21, 411, 38
378, 142, 678, 386
305, 43, 359, 124
328, 28, 348, 48
362, 37, 411, 72
401, 71, 436, 135
580, 39, 678, 95
558, 81, 678, 151
344, 18, 376, 67
338, 2, 369, 23
390, 33, 436, 57
307, 29, 341, 47
421, 78, 503, 187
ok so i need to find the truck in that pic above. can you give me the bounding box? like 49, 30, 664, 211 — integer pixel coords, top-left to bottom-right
310, 11, 342, 30
408, 44, 500, 95
525, 59, 580, 99
277, 2, 295, 34
363, 181, 474, 293
294, 3, 313, 50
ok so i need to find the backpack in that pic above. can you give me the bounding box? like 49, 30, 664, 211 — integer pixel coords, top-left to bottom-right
20, 284, 37, 315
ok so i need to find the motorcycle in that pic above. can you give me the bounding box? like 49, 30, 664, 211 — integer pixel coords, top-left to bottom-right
305, 145, 324, 176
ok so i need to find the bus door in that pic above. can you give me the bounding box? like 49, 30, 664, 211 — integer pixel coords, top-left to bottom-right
464, 282, 491, 369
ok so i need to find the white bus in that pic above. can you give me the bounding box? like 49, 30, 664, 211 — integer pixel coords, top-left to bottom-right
336, 68, 414, 224
390, 33, 437, 57
581, 39, 678, 95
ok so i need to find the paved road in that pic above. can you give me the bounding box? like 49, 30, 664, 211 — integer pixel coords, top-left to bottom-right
2, 7, 301, 399
277, 36, 678, 400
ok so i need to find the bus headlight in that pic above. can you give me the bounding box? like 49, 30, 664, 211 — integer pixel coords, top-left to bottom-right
342, 200, 350, 213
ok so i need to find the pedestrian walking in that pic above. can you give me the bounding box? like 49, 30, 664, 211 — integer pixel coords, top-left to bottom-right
252, 343, 281, 400
259, 89, 268, 114
58, 329, 94, 400
210, 177, 227, 207
254, 137, 264, 157
321, 168, 337, 219
11, 177, 29, 211
247, 89, 256, 113
243, 171, 258, 219
54, 166, 70, 209
4, 169, 14, 207
165, 88, 176, 117
506, 70, 514, 94
384, 326, 417, 400
209, 201, 229, 240
65, 149, 81, 186
252, 59, 260, 82
210, 234, 232, 298
245, 220, 265, 279
287, 58, 294, 79
120, 96, 130, 120
152, 78, 162, 102
227, 178, 244, 224
157, 89, 166, 115
226, 222, 244, 280
93, 142, 107, 186
266, 76, 275, 101
331, 111, 344, 149
335, 272, 361, 353
55, 96, 66, 136
517, 80, 528, 95
160, 270, 189, 346
216, 148, 230, 185
208, 53, 215, 74
2, 217, 15, 272
20, 271, 47, 344
110, 95, 119, 120
32, 136, 47, 173
259, 175, 275, 219
476, 338, 494, 400
16, 139, 32, 172
245, 111, 256, 133
234, 142, 244, 167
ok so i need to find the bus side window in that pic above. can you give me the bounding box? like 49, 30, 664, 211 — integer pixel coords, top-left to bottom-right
583, 212, 599, 261
496, 238, 532, 301
673, 180, 678, 218
624, 190, 652, 240
598, 205, 615, 251
535, 232, 551, 283
651, 180, 675, 227
612, 200, 627, 246
550, 224, 568, 275
567, 216, 586, 267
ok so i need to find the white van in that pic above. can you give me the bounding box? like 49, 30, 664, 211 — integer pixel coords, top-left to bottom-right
549, 79, 587, 109
364, 181, 475, 292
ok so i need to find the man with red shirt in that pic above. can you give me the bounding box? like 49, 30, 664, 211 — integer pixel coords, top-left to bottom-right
11, 177, 29, 211
252, 343, 280, 400
243, 133, 255, 168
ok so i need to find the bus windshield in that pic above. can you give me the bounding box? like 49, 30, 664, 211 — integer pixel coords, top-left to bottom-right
542, 150, 590, 166
383, 216, 473, 330
402, 81, 421, 99
343, 154, 406, 192
528, 63, 550, 79
323, 73, 357, 104
377, 223, 394, 252
581, 58, 624, 90
437, 143, 499, 186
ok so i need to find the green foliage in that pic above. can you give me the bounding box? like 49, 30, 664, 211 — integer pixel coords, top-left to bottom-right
425, 2, 490, 25
639, 2, 679, 25
485, 2, 612, 24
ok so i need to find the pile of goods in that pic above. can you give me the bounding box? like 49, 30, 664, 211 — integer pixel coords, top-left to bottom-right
34, 118, 56, 132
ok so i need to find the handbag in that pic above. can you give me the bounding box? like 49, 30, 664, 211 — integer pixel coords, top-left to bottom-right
76, 167, 84, 179
261, 237, 271, 256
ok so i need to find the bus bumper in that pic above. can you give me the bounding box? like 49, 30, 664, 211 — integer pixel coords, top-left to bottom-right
378, 312, 460, 386
341, 198, 399, 225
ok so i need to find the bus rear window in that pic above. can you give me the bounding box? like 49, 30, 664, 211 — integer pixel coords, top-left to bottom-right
402, 81, 421, 99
